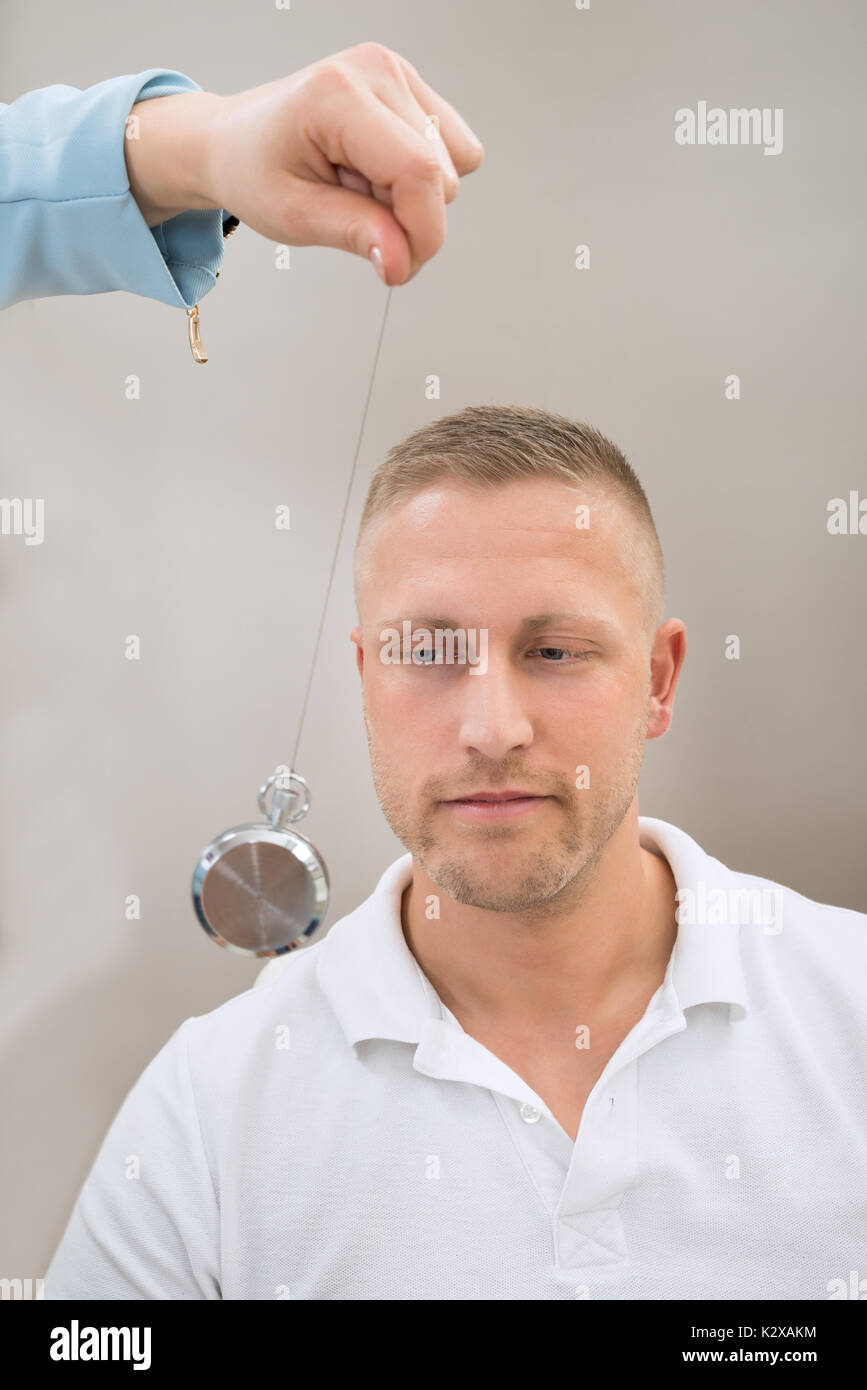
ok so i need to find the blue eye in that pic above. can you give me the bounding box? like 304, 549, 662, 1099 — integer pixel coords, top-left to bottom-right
529, 647, 594, 663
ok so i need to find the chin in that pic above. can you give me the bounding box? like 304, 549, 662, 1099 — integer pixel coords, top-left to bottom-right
428, 845, 571, 909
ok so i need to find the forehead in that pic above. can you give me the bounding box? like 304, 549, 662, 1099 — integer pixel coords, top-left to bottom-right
360, 478, 643, 622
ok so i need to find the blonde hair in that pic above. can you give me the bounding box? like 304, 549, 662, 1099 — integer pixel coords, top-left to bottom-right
354, 403, 665, 634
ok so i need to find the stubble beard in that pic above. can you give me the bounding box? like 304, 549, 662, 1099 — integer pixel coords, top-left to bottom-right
365, 706, 648, 918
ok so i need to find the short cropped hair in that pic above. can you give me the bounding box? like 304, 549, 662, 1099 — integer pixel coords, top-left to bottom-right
354, 403, 665, 636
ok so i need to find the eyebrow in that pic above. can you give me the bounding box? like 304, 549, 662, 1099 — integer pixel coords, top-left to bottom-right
377, 612, 618, 633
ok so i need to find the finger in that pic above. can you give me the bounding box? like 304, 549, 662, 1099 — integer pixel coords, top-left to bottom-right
395, 57, 484, 177
285, 178, 413, 284
336, 164, 373, 197
339, 166, 397, 215
337, 165, 395, 216
338, 166, 395, 214
361, 76, 461, 202
338, 165, 394, 214
327, 95, 449, 277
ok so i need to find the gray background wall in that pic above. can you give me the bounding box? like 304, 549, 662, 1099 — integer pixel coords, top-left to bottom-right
0, 0, 864, 1277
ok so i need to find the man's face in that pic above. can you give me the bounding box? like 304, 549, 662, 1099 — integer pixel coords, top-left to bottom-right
351, 477, 678, 914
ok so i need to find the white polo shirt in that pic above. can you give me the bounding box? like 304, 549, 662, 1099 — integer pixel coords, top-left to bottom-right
43, 816, 867, 1300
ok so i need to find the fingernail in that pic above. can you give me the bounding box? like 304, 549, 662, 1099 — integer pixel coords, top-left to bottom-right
369, 246, 387, 284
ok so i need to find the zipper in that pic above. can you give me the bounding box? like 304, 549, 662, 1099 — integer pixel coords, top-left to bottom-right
187, 214, 240, 364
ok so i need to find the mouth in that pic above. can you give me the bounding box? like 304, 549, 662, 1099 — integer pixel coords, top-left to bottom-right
441, 791, 553, 821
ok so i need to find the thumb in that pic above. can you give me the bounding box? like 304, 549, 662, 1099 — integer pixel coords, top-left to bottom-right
289, 182, 413, 285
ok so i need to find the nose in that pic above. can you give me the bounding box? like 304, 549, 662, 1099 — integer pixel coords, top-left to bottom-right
456, 656, 534, 759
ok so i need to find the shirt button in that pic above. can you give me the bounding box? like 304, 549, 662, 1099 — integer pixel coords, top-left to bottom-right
519, 1103, 541, 1123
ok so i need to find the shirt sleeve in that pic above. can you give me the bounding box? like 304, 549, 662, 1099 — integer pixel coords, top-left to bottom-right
41, 1018, 221, 1300
0, 69, 227, 311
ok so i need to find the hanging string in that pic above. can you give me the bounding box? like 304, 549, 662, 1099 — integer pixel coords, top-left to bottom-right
289, 286, 394, 777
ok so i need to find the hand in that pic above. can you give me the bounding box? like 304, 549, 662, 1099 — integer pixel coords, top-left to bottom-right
125, 42, 484, 286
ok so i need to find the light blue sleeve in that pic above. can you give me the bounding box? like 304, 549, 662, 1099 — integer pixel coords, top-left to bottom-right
0, 68, 227, 311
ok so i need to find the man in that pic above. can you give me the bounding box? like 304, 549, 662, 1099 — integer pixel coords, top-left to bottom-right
42, 404, 867, 1300
0, 43, 483, 356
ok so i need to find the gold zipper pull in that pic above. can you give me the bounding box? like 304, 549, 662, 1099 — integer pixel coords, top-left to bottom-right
187, 304, 208, 364
186, 217, 238, 363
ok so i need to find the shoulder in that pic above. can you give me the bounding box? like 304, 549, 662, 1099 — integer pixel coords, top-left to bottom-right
720, 856, 866, 942
181, 936, 337, 1072
712, 857, 867, 1014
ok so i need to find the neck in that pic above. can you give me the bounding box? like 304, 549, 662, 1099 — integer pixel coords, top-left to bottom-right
400, 807, 678, 1033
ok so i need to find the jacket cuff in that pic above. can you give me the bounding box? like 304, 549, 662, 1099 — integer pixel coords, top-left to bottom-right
131, 71, 227, 309
2, 68, 226, 309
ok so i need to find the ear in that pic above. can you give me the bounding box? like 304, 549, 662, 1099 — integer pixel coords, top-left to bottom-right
350, 625, 364, 677
646, 619, 687, 739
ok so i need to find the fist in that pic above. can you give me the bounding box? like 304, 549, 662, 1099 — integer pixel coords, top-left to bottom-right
202, 41, 485, 284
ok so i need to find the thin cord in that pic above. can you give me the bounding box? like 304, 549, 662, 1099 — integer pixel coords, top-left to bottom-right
290, 287, 393, 776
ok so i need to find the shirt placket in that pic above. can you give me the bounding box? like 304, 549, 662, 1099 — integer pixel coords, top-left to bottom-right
411, 966, 687, 1276
488, 1002, 688, 1274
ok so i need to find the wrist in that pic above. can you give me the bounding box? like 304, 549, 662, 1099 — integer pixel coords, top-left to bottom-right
125, 90, 225, 226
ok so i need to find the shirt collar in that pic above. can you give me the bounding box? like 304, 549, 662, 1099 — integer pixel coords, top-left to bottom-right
638, 817, 750, 1021
316, 850, 429, 1048
316, 816, 751, 1049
